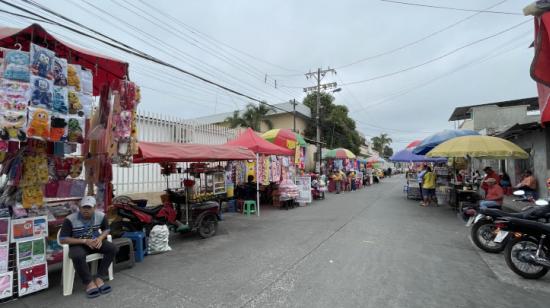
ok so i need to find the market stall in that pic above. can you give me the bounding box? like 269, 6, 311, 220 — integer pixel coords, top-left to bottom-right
322, 148, 357, 192
226, 128, 295, 214
0, 23, 137, 300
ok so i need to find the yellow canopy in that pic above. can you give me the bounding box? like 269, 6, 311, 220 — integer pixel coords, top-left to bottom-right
426, 135, 528, 159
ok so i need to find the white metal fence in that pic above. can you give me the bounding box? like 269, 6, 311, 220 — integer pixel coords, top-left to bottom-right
113, 110, 241, 194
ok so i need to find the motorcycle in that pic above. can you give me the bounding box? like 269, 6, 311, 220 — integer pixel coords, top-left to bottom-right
494, 217, 550, 279
110, 188, 220, 239
463, 191, 550, 253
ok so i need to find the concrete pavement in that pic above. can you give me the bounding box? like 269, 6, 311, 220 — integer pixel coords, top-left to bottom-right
7, 175, 550, 307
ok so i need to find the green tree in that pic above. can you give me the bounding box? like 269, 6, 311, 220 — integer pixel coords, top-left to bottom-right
371, 133, 392, 154
302, 93, 363, 154
383, 145, 394, 158
224, 103, 274, 131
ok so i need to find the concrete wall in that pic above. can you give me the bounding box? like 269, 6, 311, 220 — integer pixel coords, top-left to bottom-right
504, 127, 550, 198
472, 105, 537, 132
259, 114, 308, 134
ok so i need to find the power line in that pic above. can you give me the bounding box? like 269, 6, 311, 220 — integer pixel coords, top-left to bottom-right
379, 0, 522, 16
1, 0, 296, 115
336, 0, 509, 69
340, 19, 530, 86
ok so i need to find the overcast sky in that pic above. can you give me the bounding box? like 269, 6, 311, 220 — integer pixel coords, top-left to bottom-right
0, 0, 536, 149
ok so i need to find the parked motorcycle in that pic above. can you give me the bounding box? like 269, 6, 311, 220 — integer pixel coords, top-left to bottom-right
110, 188, 220, 239
493, 217, 550, 279
463, 191, 550, 253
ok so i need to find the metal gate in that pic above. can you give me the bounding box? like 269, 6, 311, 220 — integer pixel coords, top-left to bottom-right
113, 110, 241, 194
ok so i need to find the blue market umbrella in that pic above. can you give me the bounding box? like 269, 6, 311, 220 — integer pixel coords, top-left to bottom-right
413, 129, 479, 155
390, 148, 447, 163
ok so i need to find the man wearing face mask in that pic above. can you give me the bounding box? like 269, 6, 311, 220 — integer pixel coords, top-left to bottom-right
59, 196, 117, 298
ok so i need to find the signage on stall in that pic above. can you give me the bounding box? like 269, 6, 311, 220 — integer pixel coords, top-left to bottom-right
295, 176, 312, 203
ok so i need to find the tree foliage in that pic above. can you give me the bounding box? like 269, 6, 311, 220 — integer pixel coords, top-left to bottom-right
302, 93, 363, 154
383, 145, 394, 158
371, 133, 394, 158
224, 103, 274, 131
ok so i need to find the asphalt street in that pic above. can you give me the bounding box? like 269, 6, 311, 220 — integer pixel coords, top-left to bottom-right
7, 175, 550, 308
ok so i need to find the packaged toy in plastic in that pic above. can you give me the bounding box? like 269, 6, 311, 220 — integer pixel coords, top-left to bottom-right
2, 49, 30, 82
68, 90, 83, 116
67, 64, 81, 91
49, 115, 67, 142
113, 110, 132, 141
80, 68, 93, 94
30, 76, 53, 109
67, 116, 84, 144
30, 43, 54, 79
52, 86, 68, 114
79, 93, 93, 118
0, 79, 30, 111
53, 57, 68, 86
26, 107, 51, 140
0, 110, 26, 141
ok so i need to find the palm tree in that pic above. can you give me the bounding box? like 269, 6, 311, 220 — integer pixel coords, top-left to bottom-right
371, 133, 392, 154
224, 103, 274, 131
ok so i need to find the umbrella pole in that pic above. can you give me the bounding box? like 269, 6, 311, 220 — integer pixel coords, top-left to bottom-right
256, 153, 260, 217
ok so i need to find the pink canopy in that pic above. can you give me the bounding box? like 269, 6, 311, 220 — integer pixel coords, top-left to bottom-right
225, 128, 294, 155
133, 142, 256, 163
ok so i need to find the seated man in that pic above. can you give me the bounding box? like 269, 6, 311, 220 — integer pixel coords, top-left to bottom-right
516, 170, 537, 197
479, 178, 504, 209
60, 196, 117, 298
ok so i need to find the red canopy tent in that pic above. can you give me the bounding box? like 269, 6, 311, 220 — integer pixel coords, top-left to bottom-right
225, 128, 294, 156
133, 142, 256, 163
225, 128, 293, 216
0, 23, 128, 96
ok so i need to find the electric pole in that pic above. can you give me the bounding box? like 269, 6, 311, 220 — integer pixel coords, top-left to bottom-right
291, 98, 297, 133
304, 67, 337, 173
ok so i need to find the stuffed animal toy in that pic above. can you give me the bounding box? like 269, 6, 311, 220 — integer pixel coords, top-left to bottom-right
22, 185, 44, 208
3, 49, 30, 82
67, 64, 81, 91
67, 118, 84, 143
68, 91, 83, 116
53, 57, 68, 86
52, 87, 68, 114
30, 77, 52, 109
0, 110, 27, 141
21, 153, 49, 186
50, 116, 67, 142
27, 108, 50, 140
30, 43, 54, 79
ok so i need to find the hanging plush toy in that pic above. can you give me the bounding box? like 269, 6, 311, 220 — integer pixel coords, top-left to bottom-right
68, 90, 83, 116
2, 49, 30, 82
0, 79, 31, 111
67, 64, 81, 91
27, 108, 51, 140
67, 117, 84, 143
0, 110, 27, 141
53, 57, 68, 86
52, 86, 68, 114
49, 116, 67, 142
30, 76, 53, 109
30, 43, 54, 79
113, 110, 132, 141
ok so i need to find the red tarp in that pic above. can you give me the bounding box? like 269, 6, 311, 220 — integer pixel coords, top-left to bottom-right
0, 24, 128, 96
225, 128, 294, 155
133, 142, 256, 163
532, 14, 550, 123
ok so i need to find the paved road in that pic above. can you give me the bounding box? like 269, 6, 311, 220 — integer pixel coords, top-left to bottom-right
8, 175, 550, 308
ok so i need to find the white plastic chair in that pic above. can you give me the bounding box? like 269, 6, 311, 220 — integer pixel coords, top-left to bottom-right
57, 230, 114, 296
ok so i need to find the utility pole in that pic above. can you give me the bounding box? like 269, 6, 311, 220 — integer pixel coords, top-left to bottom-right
304, 67, 337, 173
290, 98, 297, 133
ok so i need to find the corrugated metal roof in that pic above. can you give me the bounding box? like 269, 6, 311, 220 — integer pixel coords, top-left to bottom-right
448, 97, 539, 121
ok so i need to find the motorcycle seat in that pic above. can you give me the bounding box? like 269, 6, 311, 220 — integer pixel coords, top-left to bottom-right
132, 204, 164, 215
508, 217, 550, 233
481, 207, 547, 220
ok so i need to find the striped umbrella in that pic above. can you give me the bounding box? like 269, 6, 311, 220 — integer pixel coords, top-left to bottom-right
261, 128, 307, 149
406, 140, 422, 149
323, 148, 356, 159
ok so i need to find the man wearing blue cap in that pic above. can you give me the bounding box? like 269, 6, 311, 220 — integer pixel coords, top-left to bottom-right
60, 196, 117, 298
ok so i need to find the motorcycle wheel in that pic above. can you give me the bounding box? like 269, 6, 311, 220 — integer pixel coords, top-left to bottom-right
504, 236, 549, 279
471, 220, 506, 253
110, 221, 137, 238
198, 215, 218, 239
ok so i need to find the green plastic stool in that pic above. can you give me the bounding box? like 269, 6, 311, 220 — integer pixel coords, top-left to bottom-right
243, 200, 257, 216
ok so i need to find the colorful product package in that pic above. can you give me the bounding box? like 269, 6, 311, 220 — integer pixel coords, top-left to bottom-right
26, 107, 51, 140
80, 68, 93, 94
50, 114, 67, 142
53, 57, 68, 86
0, 79, 30, 111
0, 245, 8, 273
0, 271, 13, 300
79, 93, 93, 118
67, 116, 84, 144
52, 86, 68, 114
0, 110, 27, 141
18, 263, 48, 296
68, 90, 83, 116
30, 75, 53, 109
30, 43, 54, 79
2, 49, 30, 82
67, 64, 81, 91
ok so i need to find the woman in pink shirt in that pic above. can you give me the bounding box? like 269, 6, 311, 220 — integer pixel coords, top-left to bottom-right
480, 178, 504, 209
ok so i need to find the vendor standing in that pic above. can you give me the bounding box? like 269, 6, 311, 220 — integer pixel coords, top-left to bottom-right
60, 196, 117, 298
